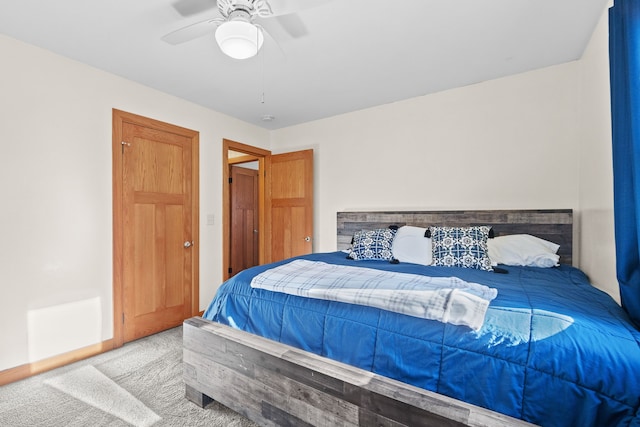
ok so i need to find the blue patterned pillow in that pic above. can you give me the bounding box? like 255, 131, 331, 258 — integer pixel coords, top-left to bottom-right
348, 228, 397, 261
430, 226, 493, 271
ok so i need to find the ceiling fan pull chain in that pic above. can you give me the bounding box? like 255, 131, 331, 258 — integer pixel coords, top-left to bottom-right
261, 34, 265, 105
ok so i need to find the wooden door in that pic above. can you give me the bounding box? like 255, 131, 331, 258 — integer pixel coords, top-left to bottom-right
113, 110, 199, 345
230, 165, 259, 276
270, 149, 314, 262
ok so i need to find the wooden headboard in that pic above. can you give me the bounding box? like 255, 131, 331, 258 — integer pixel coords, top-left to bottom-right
337, 209, 573, 265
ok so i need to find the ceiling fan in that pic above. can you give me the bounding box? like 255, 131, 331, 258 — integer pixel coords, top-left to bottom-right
162, 0, 327, 60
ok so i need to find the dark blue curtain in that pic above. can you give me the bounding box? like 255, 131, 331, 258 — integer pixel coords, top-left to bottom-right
610, 0, 640, 327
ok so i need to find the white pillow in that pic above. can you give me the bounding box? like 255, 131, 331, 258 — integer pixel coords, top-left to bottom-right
392, 226, 432, 266
487, 234, 560, 268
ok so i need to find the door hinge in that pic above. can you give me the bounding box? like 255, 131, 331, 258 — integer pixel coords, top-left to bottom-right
122, 312, 125, 324
121, 141, 130, 153
228, 267, 232, 274
228, 177, 232, 184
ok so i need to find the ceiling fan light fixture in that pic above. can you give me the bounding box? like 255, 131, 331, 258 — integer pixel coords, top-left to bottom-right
215, 19, 264, 59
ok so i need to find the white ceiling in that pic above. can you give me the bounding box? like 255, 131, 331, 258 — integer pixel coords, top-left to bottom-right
0, 0, 609, 130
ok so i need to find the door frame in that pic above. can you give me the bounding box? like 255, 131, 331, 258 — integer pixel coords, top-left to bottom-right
112, 109, 200, 348
222, 139, 271, 281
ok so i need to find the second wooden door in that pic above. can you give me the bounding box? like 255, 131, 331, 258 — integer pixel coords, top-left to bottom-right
270, 149, 314, 262
230, 165, 259, 276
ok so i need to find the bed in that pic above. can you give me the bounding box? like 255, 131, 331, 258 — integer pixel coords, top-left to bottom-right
183, 210, 640, 426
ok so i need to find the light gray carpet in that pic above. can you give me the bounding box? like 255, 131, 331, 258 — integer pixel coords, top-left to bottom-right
0, 326, 259, 427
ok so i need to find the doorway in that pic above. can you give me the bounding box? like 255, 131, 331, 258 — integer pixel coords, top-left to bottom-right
112, 109, 199, 347
222, 139, 270, 281
222, 140, 314, 281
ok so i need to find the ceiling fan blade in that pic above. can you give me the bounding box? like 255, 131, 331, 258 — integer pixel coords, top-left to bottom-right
257, 12, 308, 41
161, 18, 223, 45
171, 0, 218, 17
273, 13, 308, 38
267, 0, 332, 17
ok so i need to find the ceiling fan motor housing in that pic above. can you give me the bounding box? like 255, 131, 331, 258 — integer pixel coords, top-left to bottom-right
218, 0, 272, 19
227, 9, 252, 23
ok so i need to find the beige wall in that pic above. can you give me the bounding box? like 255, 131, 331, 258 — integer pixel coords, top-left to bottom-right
577, 4, 618, 301
271, 64, 581, 252
0, 35, 269, 371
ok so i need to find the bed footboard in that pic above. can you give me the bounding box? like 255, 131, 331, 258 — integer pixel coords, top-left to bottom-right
183, 317, 534, 427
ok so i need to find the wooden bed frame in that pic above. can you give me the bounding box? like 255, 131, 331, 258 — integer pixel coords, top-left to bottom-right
184, 209, 573, 426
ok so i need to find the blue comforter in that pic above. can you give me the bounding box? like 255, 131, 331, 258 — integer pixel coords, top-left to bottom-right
204, 251, 640, 426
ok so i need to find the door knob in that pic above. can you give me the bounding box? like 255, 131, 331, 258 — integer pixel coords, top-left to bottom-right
184, 241, 194, 248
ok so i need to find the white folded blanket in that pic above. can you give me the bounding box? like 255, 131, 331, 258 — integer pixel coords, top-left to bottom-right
250, 260, 497, 331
